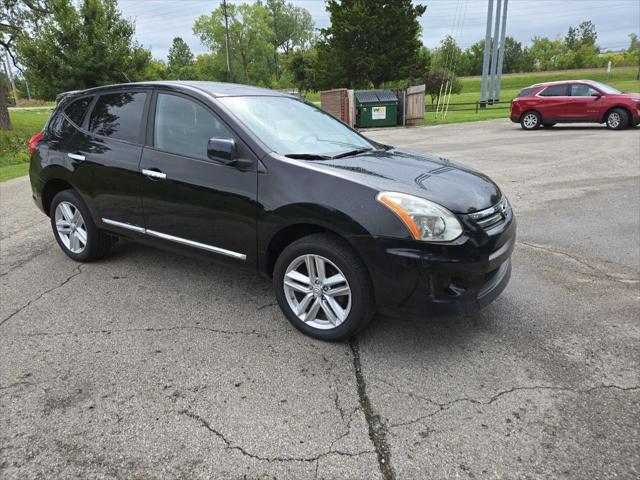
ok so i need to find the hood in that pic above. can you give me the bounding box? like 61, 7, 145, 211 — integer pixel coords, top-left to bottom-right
308, 148, 501, 213
612, 92, 640, 100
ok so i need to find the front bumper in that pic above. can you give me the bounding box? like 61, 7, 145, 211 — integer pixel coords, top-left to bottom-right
355, 204, 516, 316
510, 114, 520, 123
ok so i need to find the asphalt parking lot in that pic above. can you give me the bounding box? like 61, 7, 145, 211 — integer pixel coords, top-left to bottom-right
1, 119, 639, 479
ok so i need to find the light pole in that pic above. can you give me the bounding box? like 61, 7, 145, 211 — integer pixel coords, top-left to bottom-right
494, 0, 509, 102
479, 0, 494, 109
488, 0, 502, 104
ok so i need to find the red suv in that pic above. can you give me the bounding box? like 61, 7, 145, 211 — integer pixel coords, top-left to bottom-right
510, 80, 640, 130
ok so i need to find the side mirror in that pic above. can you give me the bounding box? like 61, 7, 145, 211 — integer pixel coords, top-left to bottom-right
591, 91, 603, 98
207, 137, 236, 162
206, 137, 254, 170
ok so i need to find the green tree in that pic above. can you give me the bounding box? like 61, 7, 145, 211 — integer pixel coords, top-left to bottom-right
194, 3, 274, 84
143, 59, 167, 80
463, 40, 485, 76
431, 35, 466, 75
264, 0, 314, 81
167, 37, 195, 80
423, 70, 461, 104
527, 36, 564, 70
316, 0, 427, 88
1, 0, 51, 129
501, 37, 525, 73
193, 53, 226, 81
16, 0, 151, 100
286, 47, 317, 94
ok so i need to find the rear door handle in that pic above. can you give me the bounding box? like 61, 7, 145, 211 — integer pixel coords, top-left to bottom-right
67, 153, 85, 161
142, 168, 167, 180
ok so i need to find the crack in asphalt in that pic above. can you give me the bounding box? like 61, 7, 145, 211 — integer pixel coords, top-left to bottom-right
0, 246, 51, 278
0, 264, 84, 328
518, 241, 639, 284
349, 338, 395, 480
18, 325, 285, 338
378, 381, 640, 428
0, 381, 34, 391
178, 409, 374, 466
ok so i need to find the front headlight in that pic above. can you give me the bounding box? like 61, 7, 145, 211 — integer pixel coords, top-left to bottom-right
376, 191, 463, 242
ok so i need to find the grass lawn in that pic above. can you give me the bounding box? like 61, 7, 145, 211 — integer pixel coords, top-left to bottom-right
1, 109, 51, 182
301, 67, 640, 125
426, 66, 640, 125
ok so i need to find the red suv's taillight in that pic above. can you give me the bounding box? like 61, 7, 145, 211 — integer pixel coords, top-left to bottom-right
28, 131, 44, 155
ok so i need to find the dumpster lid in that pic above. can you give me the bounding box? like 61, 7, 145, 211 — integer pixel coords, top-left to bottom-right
355, 89, 397, 104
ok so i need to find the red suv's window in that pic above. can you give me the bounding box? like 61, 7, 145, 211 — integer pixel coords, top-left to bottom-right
569, 84, 598, 97
539, 85, 569, 97
517, 87, 538, 97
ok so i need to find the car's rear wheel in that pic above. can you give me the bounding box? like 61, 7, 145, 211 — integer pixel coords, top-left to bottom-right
273, 233, 375, 341
605, 108, 629, 130
50, 190, 112, 262
520, 111, 541, 130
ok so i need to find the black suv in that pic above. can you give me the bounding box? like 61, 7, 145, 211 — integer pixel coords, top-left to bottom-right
29, 81, 515, 340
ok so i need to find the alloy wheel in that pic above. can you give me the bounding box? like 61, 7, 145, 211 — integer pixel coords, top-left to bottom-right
523, 113, 538, 129
54, 201, 88, 254
608, 112, 620, 129
283, 254, 352, 330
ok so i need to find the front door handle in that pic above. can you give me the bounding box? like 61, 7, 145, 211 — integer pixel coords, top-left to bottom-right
67, 153, 85, 161
142, 168, 167, 180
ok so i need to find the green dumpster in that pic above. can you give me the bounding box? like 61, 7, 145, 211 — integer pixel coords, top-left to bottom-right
355, 90, 398, 128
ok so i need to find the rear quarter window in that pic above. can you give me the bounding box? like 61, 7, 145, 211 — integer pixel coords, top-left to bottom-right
517, 87, 538, 97
47, 109, 75, 137
64, 96, 93, 126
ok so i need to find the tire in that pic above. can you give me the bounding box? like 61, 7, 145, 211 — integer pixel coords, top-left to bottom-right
520, 111, 541, 130
273, 233, 375, 341
50, 189, 112, 262
542, 122, 556, 128
605, 108, 629, 130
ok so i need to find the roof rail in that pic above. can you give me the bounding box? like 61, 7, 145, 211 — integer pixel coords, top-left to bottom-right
55, 90, 80, 103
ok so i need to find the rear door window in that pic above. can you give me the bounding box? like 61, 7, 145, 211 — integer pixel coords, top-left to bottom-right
538, 85, 569, 97
153, 93, 233, 160
64, 96, 93, 126
517, 87, 538, 97
88, 91, 148, 143
569, 84, 598, 97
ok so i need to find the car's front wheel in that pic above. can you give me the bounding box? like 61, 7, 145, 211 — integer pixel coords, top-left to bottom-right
273, 233, 375, 341
605, 108, 629, 130
520, 111, 541, 130
50, 189, 112, 262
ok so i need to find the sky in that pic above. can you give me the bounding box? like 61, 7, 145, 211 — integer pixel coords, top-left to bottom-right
118, 0, 640, 61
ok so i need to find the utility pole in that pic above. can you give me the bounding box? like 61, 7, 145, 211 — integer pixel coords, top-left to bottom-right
494, 0, 508, 102
479, 0, 494, 109
488, 0, 502, 104
273, 1, 280, 81
4, 48, 18, 104
222, 0, 232, 82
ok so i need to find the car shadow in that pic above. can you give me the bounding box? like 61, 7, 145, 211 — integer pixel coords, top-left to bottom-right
105, 239, 499, 351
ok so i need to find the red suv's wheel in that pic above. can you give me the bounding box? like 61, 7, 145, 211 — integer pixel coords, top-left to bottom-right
520, 111, 541, 130
605, 109, 629, 130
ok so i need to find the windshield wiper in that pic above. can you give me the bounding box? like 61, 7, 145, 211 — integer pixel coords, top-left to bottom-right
331, 148, 374, 159
285, 153, 332, 160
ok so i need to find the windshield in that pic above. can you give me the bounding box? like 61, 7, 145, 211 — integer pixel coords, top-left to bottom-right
591, 82, 621, 94
219, 96, 375, 157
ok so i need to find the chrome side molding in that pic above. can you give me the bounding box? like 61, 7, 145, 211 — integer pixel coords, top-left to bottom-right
101, 218, 146, 234
101, 218, 246, 261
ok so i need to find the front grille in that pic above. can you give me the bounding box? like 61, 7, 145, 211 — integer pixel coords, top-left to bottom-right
468, 197, 510, 231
